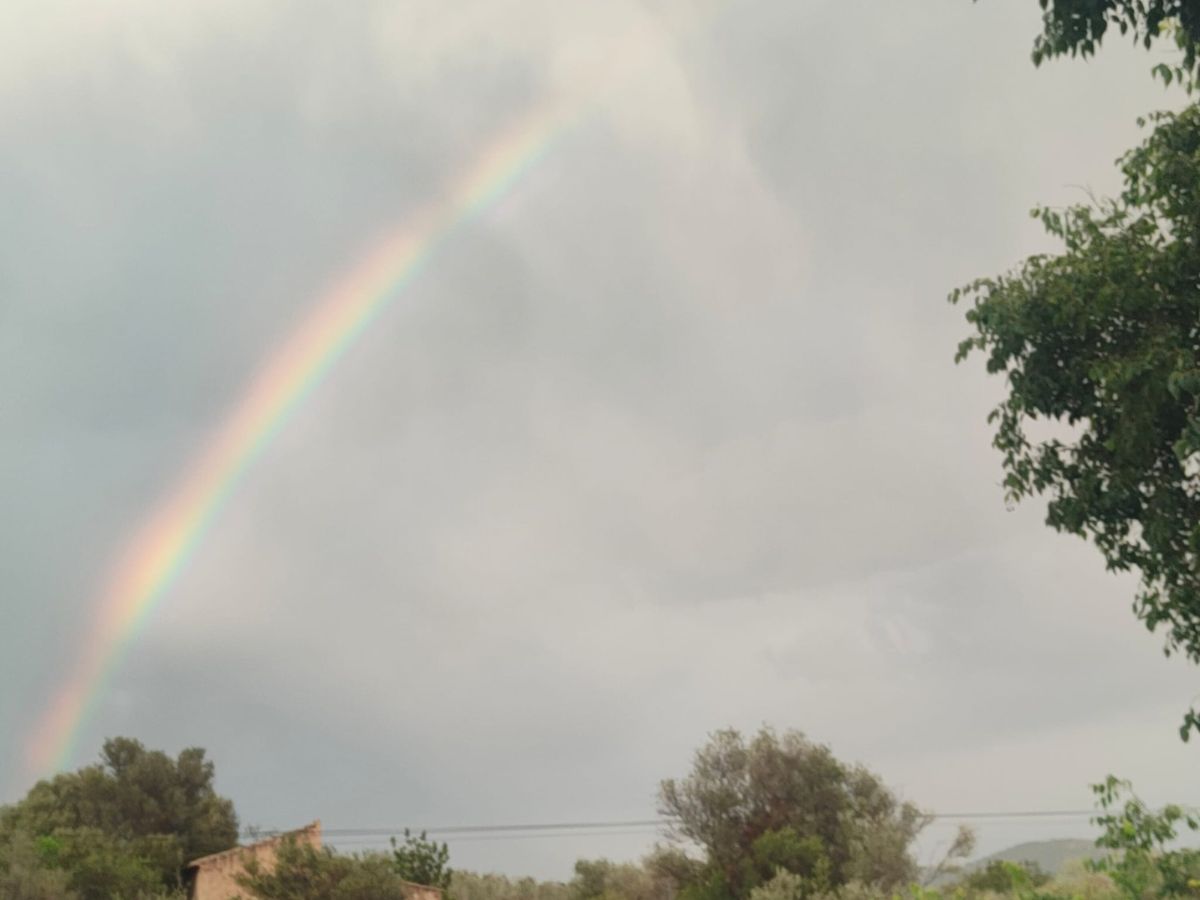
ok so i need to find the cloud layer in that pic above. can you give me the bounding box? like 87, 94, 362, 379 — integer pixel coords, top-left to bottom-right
3, 0, 1195, 878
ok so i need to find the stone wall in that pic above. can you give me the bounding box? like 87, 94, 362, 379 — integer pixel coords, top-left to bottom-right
402, 881, 446, 900
188, 821, 322, 900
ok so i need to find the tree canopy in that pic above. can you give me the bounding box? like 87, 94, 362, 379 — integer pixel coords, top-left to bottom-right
1089, 776, 1200, 898
0, 737, 238, 898
951, 101, 1200, 737
956, 861, 1052, 894
236, 838, 419, 900
656, 728, 927, 900
391, 829, 453, 893
1025, 0, 1200, 84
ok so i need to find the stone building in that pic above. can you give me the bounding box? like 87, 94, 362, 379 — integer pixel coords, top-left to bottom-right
400, 881, 446, 900
185, 820, 445, 900
186, 820, 322, 900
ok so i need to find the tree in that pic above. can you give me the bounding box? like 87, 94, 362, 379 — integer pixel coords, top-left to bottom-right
0, 832, 78, 900
950, 102, 1200, 737
0, 827, 186, 900
0, 737, 238, 894
957, 860, 1052, 894
748, 869, 809, 900
922, 825, 976, 887
391, 829, 452, 891
657, 729, 928, 900
1020, 0, 1200, 85
572, 858, 670, 900
236, 838, 415, 900
451, 870, 572, 900
1089, 776, 1200, 898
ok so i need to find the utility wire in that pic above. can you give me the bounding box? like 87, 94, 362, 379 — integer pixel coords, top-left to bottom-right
327, 828, 664, 847
318, 820, 668, 838
931, 810, 1099, 819
246, 808, 1121, 840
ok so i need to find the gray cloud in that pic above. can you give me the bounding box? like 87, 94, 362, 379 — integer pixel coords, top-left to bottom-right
3, 0, 1196, 879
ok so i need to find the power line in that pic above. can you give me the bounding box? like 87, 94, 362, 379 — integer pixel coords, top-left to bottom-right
317, 820, 667, 838
327, 828, 664, 847
247, 808, 1117, 840
930, 809, 1098, 819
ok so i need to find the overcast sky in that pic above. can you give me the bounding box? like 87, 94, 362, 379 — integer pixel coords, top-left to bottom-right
3, 0, 1198, 880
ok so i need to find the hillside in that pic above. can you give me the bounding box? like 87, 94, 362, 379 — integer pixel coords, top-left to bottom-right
974, 839, 1104, 874
926, 838, 1104, 886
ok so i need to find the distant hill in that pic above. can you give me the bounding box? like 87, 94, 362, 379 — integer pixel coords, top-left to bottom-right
926, 838, 1103, 886
974, 838, 1104, 874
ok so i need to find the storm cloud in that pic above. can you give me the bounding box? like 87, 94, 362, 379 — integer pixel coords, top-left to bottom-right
2, 0, 1195, 878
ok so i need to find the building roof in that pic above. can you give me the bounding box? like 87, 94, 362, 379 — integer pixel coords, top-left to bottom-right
186, 820, 322, 870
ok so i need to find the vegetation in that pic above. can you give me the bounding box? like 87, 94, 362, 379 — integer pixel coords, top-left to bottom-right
0, 832, 80, 900
392, 829, 454, 892
235, 838, 418, 900
3, 735, 1197, 900
955, 860, 1052, 894
1089, 776, 1200, 898
451, 870, 572, 900
573, 857, 675, 900
0, 737, 235, 898
1025, 0, 1200, 85
957, 0, 1200, 737
655, 728, 929, 900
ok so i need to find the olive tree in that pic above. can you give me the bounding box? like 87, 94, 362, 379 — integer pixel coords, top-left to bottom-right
656, 729, 927, 900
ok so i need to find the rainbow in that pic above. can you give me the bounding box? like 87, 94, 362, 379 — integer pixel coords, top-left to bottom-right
25, 99, 574, 778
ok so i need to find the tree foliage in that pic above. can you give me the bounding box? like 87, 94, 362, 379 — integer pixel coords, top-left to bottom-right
657, 728, 928, 900
951, 102, 1200, 737
235, 838, 417, 900
922, 826, 977, 888
0, 827, 186, 900
451, 870, 572, 900
391, 828, 453, 892
573, 858, 676, 900
0, 737, 236, 898
1023, 0, 1200, 85
0, 832, 79, 900
1089, 776, 1200, 898
748, 869, 811, 900
957, 861, 1052, 894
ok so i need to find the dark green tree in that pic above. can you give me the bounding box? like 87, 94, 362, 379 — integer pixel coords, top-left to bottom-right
391, 829, 452, 891
657, 728, 928, 900
571, 858, 675, 900
1089, 776, 1200, 898
1018, 0, 1200, 85
451, 870, 572, 900
951, 102, 1200, 737
237, 838, 415, 900
0, 737, 237, 895
957, 860, 1052, 894
42, 829, 165, 900
0, 832, 78, 900
572, 859, 635, 900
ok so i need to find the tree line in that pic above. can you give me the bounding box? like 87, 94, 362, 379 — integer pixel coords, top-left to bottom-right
3, 728, 1198, 900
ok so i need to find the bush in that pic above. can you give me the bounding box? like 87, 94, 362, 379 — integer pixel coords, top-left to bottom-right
658, 728, 928, 900
236, 838, 415, 900
391, 829, 453, 891
1089, 777, 1200, 899
0, 737, 237, 894
957, 862, 1051, 894
0, 831, 77, 900
451, 870, 572, 900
